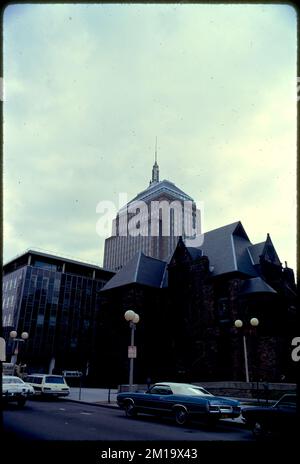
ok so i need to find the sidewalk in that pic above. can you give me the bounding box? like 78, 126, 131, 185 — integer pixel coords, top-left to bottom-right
66, 387, 119, 407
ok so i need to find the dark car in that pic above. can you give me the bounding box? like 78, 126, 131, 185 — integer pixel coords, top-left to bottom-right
242, 394, 297, 439
117, 382, 240, 426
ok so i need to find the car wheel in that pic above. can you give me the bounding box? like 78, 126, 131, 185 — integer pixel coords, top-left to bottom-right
17, 398, 26, 407
174, 407, 188, 426
125, 401, 137, 418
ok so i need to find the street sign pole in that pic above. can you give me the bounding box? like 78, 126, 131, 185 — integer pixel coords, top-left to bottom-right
129, 322, 135, 391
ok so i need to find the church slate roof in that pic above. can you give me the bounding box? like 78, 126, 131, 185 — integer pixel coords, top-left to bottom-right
192, 221, 259, 277
102, 221, 282, 290
101, 252, 167, 291
186, 247, 203, 261
247, 242, 265, 265
239, 277, 277, 295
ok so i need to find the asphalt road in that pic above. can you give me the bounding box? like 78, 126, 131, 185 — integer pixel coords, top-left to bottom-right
2, 398, 253, 442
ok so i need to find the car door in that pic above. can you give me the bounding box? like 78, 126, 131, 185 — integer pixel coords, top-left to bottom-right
140, 385, 173, 414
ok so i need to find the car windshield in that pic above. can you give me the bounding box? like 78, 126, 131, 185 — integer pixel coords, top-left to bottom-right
275, 395, 296, 408
45, 376, 65, 384
171, 384, 213, 396
3, 376, 24, 384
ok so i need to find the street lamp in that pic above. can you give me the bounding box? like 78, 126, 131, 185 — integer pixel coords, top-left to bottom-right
234, 318, 259, 382
124, 310, 140, 391
9, 330, 29, 366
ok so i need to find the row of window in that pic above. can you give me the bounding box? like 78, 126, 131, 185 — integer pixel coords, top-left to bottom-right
2, 312, 13, 326
2, 295, 15, 309
3, 278, 17, 291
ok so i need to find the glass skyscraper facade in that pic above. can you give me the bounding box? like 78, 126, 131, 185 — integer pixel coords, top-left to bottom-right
2, 250, 114, 379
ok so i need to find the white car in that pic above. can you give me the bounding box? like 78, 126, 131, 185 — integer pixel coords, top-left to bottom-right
2, 375, 35, 407
24, 374, 70, 397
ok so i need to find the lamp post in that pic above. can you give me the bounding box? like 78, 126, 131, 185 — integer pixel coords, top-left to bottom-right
234, 318, 259, 382
124, 310, 140, 391
9, 330, 29, 367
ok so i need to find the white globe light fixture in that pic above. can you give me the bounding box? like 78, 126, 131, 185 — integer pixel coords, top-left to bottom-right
10, 330, 17, 339
124, 310, 136, 322
234, 319, 243, 329
250, 317, 259, 327
133, 313, 140, 324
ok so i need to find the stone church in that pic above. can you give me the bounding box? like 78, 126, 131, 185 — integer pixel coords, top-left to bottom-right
92, 159, 297, 386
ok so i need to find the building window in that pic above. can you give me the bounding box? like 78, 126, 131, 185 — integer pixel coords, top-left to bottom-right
49, 316, 56, 326
37, 314, 44, 325
34, 261, 58, 272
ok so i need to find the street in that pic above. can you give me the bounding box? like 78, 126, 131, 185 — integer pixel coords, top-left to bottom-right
3, 397, 253, 441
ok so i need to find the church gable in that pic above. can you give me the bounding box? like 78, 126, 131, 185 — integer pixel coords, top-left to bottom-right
232, 221, 250, 241
261, 234, 281, 266
168, 237, 193, 268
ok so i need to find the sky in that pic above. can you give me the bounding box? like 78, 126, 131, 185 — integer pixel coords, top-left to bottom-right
3, 3, 297, 272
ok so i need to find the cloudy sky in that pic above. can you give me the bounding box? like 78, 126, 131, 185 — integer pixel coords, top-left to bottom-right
4, 4, 297, 272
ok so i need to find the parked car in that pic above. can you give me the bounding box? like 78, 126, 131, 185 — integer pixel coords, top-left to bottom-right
24, 374, 70, 397
242, 394, 297, 439
117, 382, 241, 426
2, 375, 35, 407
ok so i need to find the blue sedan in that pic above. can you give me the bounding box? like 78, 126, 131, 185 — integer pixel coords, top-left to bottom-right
117, 382, 241, 426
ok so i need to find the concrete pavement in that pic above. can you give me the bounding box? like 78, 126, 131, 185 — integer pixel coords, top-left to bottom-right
66, 387, 119, 406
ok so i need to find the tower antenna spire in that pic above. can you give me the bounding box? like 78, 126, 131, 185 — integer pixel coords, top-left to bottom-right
150, 136, 159, 185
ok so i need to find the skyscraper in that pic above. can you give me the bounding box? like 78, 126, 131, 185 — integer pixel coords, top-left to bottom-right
103, 152, 199, 271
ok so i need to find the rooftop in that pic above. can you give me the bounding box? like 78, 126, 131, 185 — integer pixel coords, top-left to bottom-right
3, 248, 114, 278
101, 251, 167, 291
131, 178, 194, 203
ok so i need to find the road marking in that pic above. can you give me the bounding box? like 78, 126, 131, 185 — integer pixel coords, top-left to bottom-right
59, 408, 66, 411
80, 412, 92, 415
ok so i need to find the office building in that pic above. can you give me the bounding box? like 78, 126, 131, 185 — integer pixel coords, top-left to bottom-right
2, 249, 114, 378
103, 155, 200, 271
